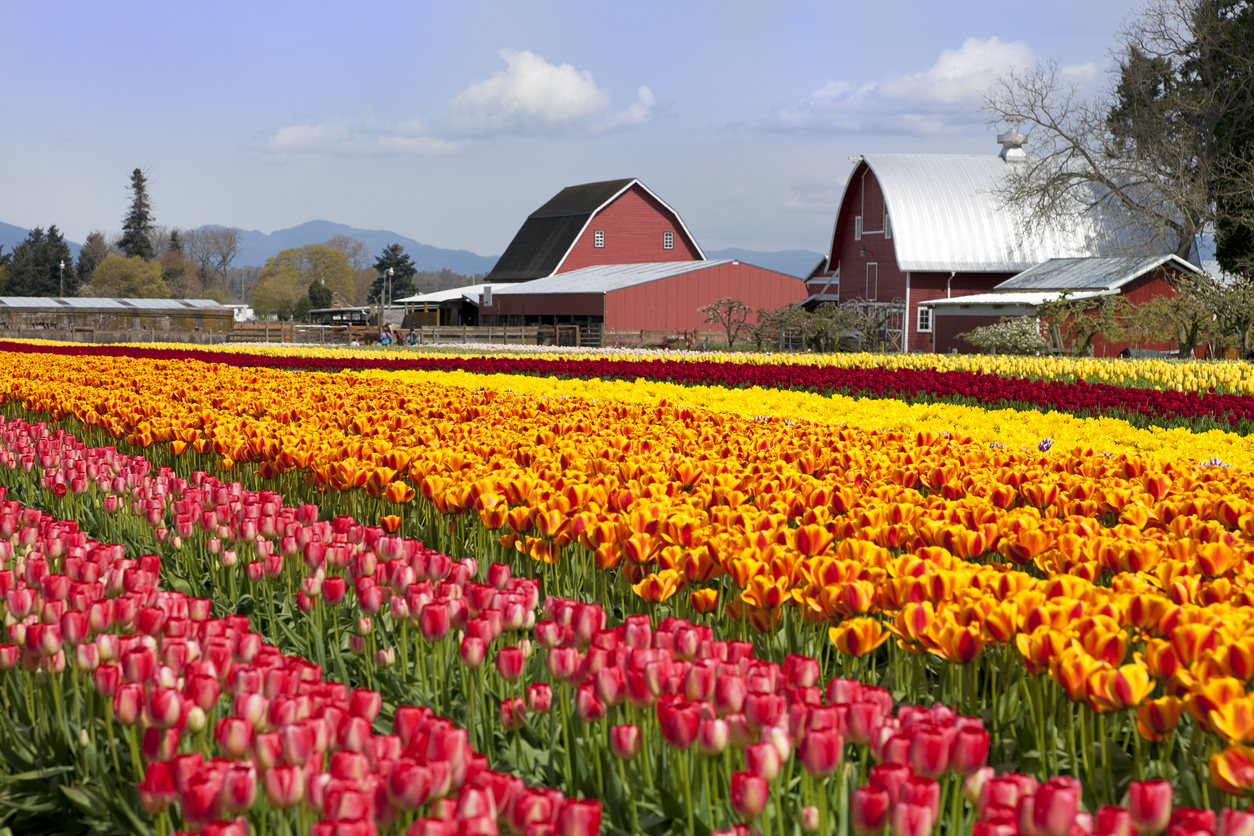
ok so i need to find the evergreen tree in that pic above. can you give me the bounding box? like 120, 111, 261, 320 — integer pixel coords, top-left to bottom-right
169, 230, 183, 252
8, 226, 77, 296
118, 168, 156, 260
77, 231, 109, 286
369, 243, 418, 304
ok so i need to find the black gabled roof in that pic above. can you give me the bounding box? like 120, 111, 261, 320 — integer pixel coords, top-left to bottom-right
485, 179, 636, 283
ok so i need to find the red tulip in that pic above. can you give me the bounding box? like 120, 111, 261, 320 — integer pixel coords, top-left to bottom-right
799, 727, 842, 778
951, 726, 990, 776
745, 742, 782, 782
576, 684, 606, 723
420, 601, 451, 641
1218, 809, 1254, 836
745, 692, 785, 731
698, 718, 730, 757
610, 724, 642, 760
337, 715, 372, 753
851, 785, 891, 836
74, 642, 99, 672
1128, 781, 1173, 836
784, 654, 820, 688
892, 804, 935, 836
547, 647, 580, 682
220, 763, 258, 814
279, 721, 315, 766
659, 701, 700, 749
511, 788, 555, 833
323, 577, 347, 605
730, 771, 769, 821
594, 666, 626, 706
909, 723, 955, 778
121, 647, 154, 683
263, 764, 304, 810
1033, 778, 1080, 836
113, 682, 144, 725
714, 674, 749, 716
1167, 809, 1214, 836
460, 636, 486, 669
181, 772, 223, 827
147, 686, 183, 729
387, 760, 433, 810
500, 697, 527, 731
137, 761, 176, 814
496, 646, 525, 681
94, 663, 121, 697
0, 644, 18, 670
349, 688, 382, 721
527, 682, 553, 714
557, 799, 602, 836
869, 763, 912, 805
215, 716, 254, 758
60, 610, 89, 645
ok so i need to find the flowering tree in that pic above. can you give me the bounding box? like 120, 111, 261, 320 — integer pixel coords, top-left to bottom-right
958, 316, 1048, 355
698, 297, 751, 348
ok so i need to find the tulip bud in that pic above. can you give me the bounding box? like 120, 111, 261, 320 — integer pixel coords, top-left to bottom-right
460, 636, 486, 669
611, 724, 642, 760
527, 682, 553, 714
496, 646, 525, 681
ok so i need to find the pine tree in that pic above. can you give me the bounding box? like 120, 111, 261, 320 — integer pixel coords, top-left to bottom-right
118, 168, 156, 260
369, 243, 418, 304
77, 231, 108, 285
8, 226, 77, 296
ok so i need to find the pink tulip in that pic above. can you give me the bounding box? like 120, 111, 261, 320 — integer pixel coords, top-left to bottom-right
137, 761, 176, 814
1218, 809, 1254, 836
557, 799, 602, 836
714, 674, 749, 716
214, 716, 254, 758
698, 718, 730, 757
745, 741, 782, 782
527, 682, 553, 714
576, 684, 606, 723
349, 688, 382, 721
868, 762, 912, 806
892, 804, 935, 836
460, 636, 486, 668
1033, 778, 1081, 836
147, 686, 183, 729
113, 682, 144, 725
799, 727, 842, 778
420, 601, 451, 641
496, 646, 525, 681
500, 696, 527, 731
951, 726, 990, 776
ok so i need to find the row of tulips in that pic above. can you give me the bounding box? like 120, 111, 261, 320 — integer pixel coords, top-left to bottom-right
1, 340, 1253, 434
4, 353, 1254, 815
0, 487, 603, 836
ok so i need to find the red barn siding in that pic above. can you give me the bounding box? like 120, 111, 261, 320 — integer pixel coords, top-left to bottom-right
598, 263, 807, 332
827, 165, 908, 305
558, 185, 701, 273
907, 272, 1014, 353
934, 314, 1003, 354
481, 293, 602, 319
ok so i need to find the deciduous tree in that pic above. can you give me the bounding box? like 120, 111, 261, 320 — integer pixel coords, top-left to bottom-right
252, 245, 354, 319
89, 254, 169, 298
183, 227, 243, 291
698, 297, 751, 348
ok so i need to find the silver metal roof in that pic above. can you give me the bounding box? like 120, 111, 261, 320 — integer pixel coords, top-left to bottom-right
994, 255, 1197, 292
859, 154, 1103, 273
929, 290, 1111, 309
0, 297, 230, 311
396, 284, 491, 304
493, 261, 729, 295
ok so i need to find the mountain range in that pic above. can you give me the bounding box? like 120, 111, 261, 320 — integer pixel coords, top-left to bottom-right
1, 218, 827, 278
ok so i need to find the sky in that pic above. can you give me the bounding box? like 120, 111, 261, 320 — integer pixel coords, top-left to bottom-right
1, 0, 1146, 260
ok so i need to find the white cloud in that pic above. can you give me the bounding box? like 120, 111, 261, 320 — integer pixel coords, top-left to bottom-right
265, 118, 457, 157
768, 37, 1095, 136
264, 49, 652, 157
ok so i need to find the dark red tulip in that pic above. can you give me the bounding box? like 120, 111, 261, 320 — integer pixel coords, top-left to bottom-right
659, 701, 700, 749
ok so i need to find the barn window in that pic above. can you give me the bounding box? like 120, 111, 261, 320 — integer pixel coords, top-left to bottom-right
917, 306, 931, 333
663, 231, 674, 249
594, 230, 605, 248
854, 216, 863, 241
885, 214, 892, 240
865, 263, 878, 300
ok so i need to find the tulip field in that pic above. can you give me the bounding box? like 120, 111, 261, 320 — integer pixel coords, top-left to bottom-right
2, 343, 1254, 836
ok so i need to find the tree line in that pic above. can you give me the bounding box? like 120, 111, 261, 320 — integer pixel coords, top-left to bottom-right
0, 169, 477, 310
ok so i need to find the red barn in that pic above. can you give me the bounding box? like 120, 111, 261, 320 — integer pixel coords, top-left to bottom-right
927, 254, 1200, 355
807, 133, 1106, 352
483, 260, 807, 338
484, 178, 704, 283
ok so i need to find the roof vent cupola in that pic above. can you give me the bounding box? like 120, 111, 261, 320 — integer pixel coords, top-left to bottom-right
997, 129, 1027, 161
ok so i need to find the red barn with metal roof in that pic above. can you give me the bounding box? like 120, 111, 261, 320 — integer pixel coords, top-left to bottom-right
807, 133, 1111, 352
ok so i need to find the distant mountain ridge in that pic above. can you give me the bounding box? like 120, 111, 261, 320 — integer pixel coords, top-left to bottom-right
208, 221, 499, 275
3, 217, 826, 280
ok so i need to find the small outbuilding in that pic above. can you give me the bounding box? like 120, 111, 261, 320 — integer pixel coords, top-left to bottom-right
927, 254, 1200, 355
0, 297, 234, 334
481, 260, 807, 341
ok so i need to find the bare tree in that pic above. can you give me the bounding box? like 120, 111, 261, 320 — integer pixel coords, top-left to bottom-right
324, 234, 371, 271
183, 227, 243, 291
698, 297, 751, 348
982, 0, 1254, 262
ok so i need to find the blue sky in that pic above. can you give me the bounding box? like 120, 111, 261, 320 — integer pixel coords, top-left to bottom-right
2, 0, 1144, 260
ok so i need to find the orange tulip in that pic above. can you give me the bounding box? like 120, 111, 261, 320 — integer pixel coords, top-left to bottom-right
689, 588, 719, 614
829, 618, 891, 657
383, 480, 416, 504
1210, 745, 1254, 796
379, 515, 402, 534
1136, 696, 1184, 741
633, 569, 684, 604
1212, 697, 1254, 746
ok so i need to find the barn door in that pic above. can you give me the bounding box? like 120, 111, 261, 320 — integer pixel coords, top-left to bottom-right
865, 263, 878, 301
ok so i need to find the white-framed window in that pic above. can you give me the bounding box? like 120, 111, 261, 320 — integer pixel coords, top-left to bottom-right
917, 305, 931, 333
884, 214, 892, 240
865, 263, 877, 300
594, 230, 605, 248
854, 215, 863, 241
663, 231, 674, 249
